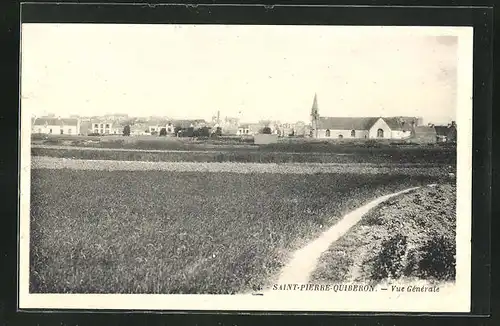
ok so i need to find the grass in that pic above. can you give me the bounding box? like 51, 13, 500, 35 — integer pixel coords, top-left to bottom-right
31, 146, 456, 165
310, 183, 456, 284
32, 134, 456, 153
29, 169, 446, 294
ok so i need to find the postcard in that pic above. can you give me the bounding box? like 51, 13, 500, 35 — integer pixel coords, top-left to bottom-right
19, 23, 472, 312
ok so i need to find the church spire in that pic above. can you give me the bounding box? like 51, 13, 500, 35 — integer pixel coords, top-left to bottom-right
311, 93, 319, 118
310, 93, 319, 138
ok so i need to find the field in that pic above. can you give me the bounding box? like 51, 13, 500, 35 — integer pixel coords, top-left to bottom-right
29, 168, 452, 294
31, 144, 456, 165
310, 183, 456, 284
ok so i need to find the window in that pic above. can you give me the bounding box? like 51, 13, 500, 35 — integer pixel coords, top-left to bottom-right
325, 129, 331, 137
100, 129, 104, 134
94, 124, 98, 128
351, 130, 356, 137
105, 124, 110, 128
377, 128, 384, 138
94, 129, 99, 134
100, 124, 104, 128
68, 129, 72, 134
105, 130, 109, 134
60, 129, 64, 135
338, 134, 343, 139
49, 129, 52, 134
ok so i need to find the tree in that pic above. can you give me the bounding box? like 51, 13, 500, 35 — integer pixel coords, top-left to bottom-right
215, 126, 222, 136
159, 128, 167, 136
186, 127, 195, 137
198, 126, 211, 137
262, 126, 272, 134
123, 125, 131, 136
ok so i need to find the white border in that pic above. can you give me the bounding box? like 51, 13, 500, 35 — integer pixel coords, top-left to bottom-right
19, 25, 473, 312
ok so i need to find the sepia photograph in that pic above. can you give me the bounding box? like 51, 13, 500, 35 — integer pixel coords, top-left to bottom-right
19, 23, 473, 312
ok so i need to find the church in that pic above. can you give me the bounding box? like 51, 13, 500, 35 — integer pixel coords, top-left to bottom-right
309, 94, 422, 140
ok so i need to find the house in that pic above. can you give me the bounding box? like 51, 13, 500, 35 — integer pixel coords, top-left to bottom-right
171, 119, 207, 130
220, 117, 240, 135
32, 117, 80, 135
130, 123, 149, 136
434, 122, 457, 143
237, 124, 250, 135
165, 122, 175, 134
293, 121, 308, 137
148, 125, 160, 134
79, 120, 93, 135
309, 93, 419, 139
237, 123, 265, 135
90, 119, 113, 135
413, 126, 437, 143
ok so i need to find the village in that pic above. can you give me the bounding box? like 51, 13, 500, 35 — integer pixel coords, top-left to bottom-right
31, 94, 458, 144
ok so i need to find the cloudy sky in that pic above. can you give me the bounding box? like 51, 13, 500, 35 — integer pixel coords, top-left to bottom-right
21, 24, 461, 124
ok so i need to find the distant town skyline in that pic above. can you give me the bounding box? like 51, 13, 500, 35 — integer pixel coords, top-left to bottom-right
22, 24, 459, 124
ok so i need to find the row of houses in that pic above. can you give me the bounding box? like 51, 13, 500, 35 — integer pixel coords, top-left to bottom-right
31, 117, 211, 136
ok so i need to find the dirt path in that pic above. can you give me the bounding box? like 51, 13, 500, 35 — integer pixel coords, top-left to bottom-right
269, 186, 422, 286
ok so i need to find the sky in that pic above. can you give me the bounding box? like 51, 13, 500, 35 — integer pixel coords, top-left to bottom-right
21, 24, 461, 124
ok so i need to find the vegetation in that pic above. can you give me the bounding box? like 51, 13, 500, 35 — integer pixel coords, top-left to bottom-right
310, 184, 456, 284
31, 146, 457, 167
261, 126, 272, 134
30, 170, 442, 294
123, 125, 131, 136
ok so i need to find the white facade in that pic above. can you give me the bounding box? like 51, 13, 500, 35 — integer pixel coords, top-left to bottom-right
368, 118, 393, 139
237, 127, 250, 135
33, 120, 80, 135
314, 118, 411, 140
390, 129, 412, 139
91, 121, 113, 134
148, 126, 159, 133
316, 129, 369, 139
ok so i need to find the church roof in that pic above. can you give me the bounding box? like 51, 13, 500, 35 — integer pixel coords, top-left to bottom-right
383, 117, 417, 131
318, 117, 379, 130
318, 116, 418, 131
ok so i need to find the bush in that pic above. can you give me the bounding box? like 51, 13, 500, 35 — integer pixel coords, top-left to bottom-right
159, 128, 167, 136
371, 234, 408, 280
417, 235, 455, 280
262, 127, 272, 134
123, 125, 131, 136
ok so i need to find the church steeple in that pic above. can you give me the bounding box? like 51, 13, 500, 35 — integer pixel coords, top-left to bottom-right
310, 93, 319, 138
311, 93, 319, 118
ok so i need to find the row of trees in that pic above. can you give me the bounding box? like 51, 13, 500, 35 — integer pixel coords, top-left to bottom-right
122, 125, 223, 137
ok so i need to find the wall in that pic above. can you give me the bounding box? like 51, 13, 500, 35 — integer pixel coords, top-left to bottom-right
316, 129, 369, 139
254, 134, 279, 144
62, 124, 78, 135
390, 130, 412, 139
368, 118, 392, 139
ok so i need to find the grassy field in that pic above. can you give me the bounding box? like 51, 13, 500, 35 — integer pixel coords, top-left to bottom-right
29, 169, 449, 294
31, 145, 456, 165
32, 133, 456, 153
310, 183, 456, 284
